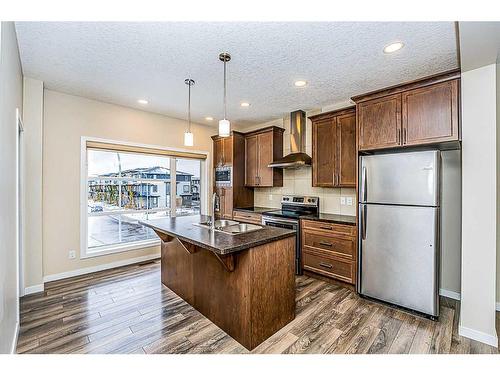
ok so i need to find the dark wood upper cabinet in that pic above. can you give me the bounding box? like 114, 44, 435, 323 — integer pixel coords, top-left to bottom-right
352, 69, 460, 151
213, 138, 224, 166
310, 108, 356, 188
312, 118, 336, 187
213, 136, 233, 166
402, 79, 459, 146
336, 112, 356, 187
222, 137, 233, 165
244, 126, 284, 187
244, 135, 259, 186
357, 93, 402, 151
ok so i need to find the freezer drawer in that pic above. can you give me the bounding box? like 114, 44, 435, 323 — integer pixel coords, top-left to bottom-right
358, 203, 439, 316
360, 150, 440, 206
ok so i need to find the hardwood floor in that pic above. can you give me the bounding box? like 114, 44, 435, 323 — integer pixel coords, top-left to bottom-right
17, 260, 499, 354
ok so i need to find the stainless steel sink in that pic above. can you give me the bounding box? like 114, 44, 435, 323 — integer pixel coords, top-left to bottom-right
221, 223, 262, 234
194, 220, 262, 235
197, 219, 238, 228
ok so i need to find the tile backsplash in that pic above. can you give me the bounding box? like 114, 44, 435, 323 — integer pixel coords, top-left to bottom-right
252, 110, 357, 217
254, 168, 357, 216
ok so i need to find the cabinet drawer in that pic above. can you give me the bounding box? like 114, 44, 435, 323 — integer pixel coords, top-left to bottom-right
233, 210, 262, 225
301, 219, 356, 237
303, 249, 355, 284
303, 231, 355, 259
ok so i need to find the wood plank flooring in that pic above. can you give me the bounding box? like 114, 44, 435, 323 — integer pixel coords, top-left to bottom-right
17, 260, 499, 354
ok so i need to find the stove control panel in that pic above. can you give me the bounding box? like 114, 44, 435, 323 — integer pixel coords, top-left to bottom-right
281, 195, 319, 207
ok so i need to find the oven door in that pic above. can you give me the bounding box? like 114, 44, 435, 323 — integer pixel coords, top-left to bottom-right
262, 216, 301, 275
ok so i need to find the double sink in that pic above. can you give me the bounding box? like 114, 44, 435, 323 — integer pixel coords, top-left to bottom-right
195, 219, 263, 235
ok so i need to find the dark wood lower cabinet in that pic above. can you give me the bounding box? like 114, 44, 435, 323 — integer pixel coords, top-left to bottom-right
301, 219, 357, 285
157, 231, 296, 350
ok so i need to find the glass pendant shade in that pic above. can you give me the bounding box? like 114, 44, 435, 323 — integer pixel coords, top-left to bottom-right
184, 131, 194, 146
218, 119, 231, 137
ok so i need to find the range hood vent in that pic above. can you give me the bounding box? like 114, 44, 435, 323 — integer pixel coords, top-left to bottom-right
268, 110, 311, 169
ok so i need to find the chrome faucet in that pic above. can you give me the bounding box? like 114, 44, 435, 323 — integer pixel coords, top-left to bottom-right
211, 192, 220, 230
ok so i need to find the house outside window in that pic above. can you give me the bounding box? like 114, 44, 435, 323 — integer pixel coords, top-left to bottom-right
82, 139, 206, 258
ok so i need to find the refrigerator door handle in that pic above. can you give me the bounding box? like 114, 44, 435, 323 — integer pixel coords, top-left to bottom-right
361, 204, 367, 240
361, 166, 367, 202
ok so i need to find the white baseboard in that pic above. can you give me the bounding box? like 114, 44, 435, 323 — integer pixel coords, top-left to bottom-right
24, 284, 44, 295
43, 254, 160, 283
10, 321, 19, 354
459, 325, 498, 348
439, 288, 461, 301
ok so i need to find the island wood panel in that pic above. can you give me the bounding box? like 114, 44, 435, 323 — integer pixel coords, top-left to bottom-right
155, 231, 295, 350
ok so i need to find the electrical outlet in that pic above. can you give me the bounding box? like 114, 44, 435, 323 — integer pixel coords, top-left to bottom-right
340, 197, 346, 205
68, 250, 76, 260
268, 194, 273, 201
346, 197, 353, 206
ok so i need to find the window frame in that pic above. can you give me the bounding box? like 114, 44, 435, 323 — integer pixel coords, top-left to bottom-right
80, 137, 209, 259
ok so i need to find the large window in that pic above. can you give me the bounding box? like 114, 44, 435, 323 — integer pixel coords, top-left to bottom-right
82, 140, 205, 257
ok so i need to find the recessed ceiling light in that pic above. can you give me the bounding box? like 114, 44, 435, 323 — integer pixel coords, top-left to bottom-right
137, 99, 148, 105
205, 116, 214, 121
294, 80, 307, 87
383, 42, 404, 54
240, 102, 250, 107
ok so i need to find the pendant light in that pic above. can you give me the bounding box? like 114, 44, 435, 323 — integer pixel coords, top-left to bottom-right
184, 78, 195, 147
218, 52, 231, 137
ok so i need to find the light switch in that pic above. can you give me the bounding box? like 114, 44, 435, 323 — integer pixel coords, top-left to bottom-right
340, 197, 346, 205
346, 197, 353, 206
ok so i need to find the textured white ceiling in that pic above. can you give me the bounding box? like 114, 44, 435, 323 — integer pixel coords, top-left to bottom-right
15, 22, 458, 127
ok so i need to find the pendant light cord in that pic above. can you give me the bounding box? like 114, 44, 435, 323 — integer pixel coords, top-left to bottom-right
188, 82, 191, 132
223, 59, 227, 120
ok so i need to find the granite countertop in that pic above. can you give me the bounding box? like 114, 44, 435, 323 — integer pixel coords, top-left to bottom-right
300, 213, 357, 226
141, 215, 296, 255
233, 206, 275, 214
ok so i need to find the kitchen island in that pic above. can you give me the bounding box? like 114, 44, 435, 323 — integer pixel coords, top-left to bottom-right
141, 215, 296, 350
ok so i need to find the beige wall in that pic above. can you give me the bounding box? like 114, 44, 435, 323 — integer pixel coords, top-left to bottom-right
243, 107, 357, 216
42, 90, 215, 278
460, 64, 497, 345
0, 22, 23, 353
497, 61, 500, 306
22, 77, 44, 290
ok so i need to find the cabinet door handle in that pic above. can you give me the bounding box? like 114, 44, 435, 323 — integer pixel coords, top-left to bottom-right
397, 129, 401, 144
319, 262, 333, 269
320, 226, 332, 230
319, 241, 333, 247
403, 128, 407, 144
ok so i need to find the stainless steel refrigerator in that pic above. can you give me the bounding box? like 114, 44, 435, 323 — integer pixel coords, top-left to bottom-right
357, 150, 440, 318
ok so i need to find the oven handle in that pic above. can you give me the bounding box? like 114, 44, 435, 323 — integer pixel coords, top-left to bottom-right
262, 216, 299, 227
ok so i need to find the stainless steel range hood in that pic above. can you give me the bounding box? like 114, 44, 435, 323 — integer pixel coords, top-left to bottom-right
268, 110, 311, 169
